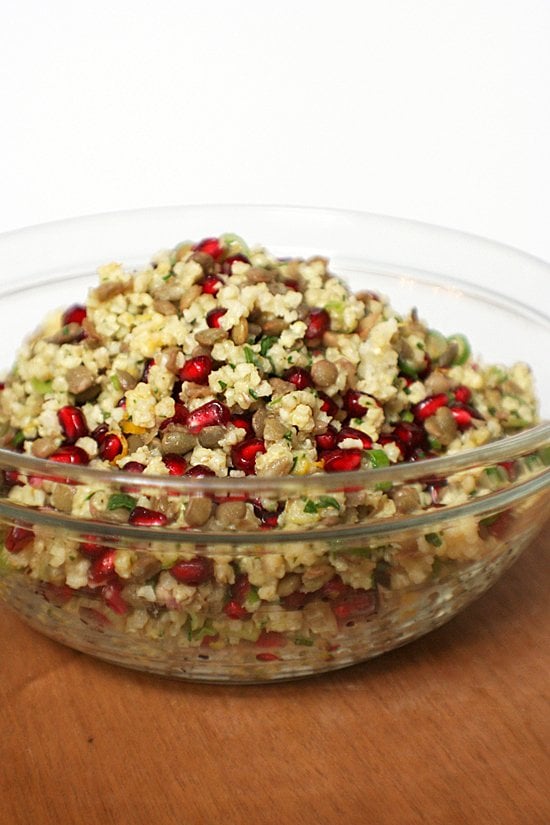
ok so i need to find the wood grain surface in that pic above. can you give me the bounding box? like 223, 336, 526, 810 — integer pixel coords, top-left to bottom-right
1, 529, 548, 825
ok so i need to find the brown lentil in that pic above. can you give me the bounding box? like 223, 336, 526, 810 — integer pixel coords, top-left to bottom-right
179, 284, 202, 311
153, 299, 178, 316
185, 496, 213, 527
65, 365, 95, 395
231, 318, 249, 345
31, 436, 59, 458
194, 328, 227, 346
215, 499, 247, 527
425, 406, 458, 446
160, 426, 197, 455
198, 425, 226, 448
390, 486, 421, 513
311, 359, 338, 388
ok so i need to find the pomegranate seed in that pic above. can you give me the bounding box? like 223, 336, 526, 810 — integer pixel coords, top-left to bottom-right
393, 421, 425, 450
5, 525, 34, 554
50, 445, 90, 465
483, 509, 513, 539
179, 355, 212, 385
163, 454, 188, 475
315, 426, 338, 451
170, 557, 214, 585
230, 574, 251, 604
58, 406, 89, 443
193, 237, 224, 260
102, 581, 128, 615
221, 253, 249, 274
332, 589, 377, 621
283, 278, 300, 291
186, 400, 230, 434
256, 631, 285, 648
122, 461, 146, 473
62, 304, 87, 326
285, 367, 313, 390
3, 469, 23, 488
231, 415, 254, 436
318, 392, 339, 418
117, 398, 127, 410
321, 448, 362, 473
280, 591, 308, 610
89, 550, 117, 584
171, 379, 183, 400
305, 308, 330, 340
201, 275, 223, 295
335, 427, 373, 449
342, 390, 369, 418
252, 502, 282, 529
79, 539, 107, 558
320, 576, 349, 600
98, 433, 124, 462
256, 652, 280, 662
141, 358, 155, 383
412, 393, 449, 421
0, 381, 5, 391
206, 308, 227, 328
42, 583, 74, 605
185, 464, 216, 478
159, 402, 189, 431
128, 506, 168, 527
453, 385, 472, 404
224, 599, 249, 620
499, 461, 518, 481
91, 424, 109, 444
450, 407, 473, 428
231, 437, 266, 474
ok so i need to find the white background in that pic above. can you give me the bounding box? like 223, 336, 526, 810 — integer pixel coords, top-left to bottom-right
0, 0, 549, 278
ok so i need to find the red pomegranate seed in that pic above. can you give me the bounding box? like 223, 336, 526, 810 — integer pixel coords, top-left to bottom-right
224, 599, 249, 620
320, 576, 350, 600
453, 385, 472, 404
58, 406, 89, 443
193, 237, 224, 260
252, 502, 282, 529
280, 591, 308, 610
89, 550, 117, 585
170, 557, 214, 585
315, 426, 338, 451
50, 445, 90, 465
206, 308, 227, 328
283, 278, 300, 291
163, 454, 188, 475
412, 393, 449, 421
256, 631, 285, 648
318, 392, 339, 418
179, 355, 212, 385
185, 464, 216, 478
450, 407, 473, 428
221, 253, 250, 274
122, 461, 146, 473
231, 573, 251, 603
335, 427, 373, 449
231, 415, 254, 436
141, 358, 155, 383
256, 652, 280, 662
332, 589, 377, 621
342, 389, 369, 418
393, 421, 425, 450
231, 437, 266, 474
201, 275, 223, 295
128, 506, 168, 527
285, 367, 313, 390
159, 402, 189, 431
91, 424, 109, 444
42, 583, 74, 605
321, 448, 362, 473
62, 304, 87, 326
3, 469, 23, 488
79, 539, 107, 558
102, 581, 128, 615
98, 433, 124, 462
5, 525, 34, 554
186, 400, 230, 434
499, 461, 518, 481
0, 382, 4, 391
305, 308, 330, 340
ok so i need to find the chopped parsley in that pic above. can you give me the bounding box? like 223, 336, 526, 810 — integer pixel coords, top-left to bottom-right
248, 388, 259, 400
107, 493, 137, 511
303, 496, 340, 514
260, 336, 278, 357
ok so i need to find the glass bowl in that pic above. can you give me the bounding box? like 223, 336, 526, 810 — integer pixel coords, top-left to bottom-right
0, 205, 549, 683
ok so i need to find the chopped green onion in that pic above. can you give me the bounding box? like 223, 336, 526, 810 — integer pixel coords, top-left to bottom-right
425, 532, 443, 547
248, 388, 258, 400
260, 336, 278, 357
365, 449, 390, 469
107, 493, 137, 511
294, 637, 314, 647
31, 378, 53, 394
110, 374, 122, 391
244, 346, 256, 364
447, 334, 471, 366
12, 430, 25, 447
304, 496, 341, 514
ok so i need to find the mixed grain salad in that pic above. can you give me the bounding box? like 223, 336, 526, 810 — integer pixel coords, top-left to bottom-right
0, 234, 542, 660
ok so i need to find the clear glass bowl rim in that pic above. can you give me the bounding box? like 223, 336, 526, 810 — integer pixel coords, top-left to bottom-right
0, 204, 548, 544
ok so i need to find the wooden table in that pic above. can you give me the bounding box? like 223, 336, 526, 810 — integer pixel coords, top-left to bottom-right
1, 530, 548, 825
